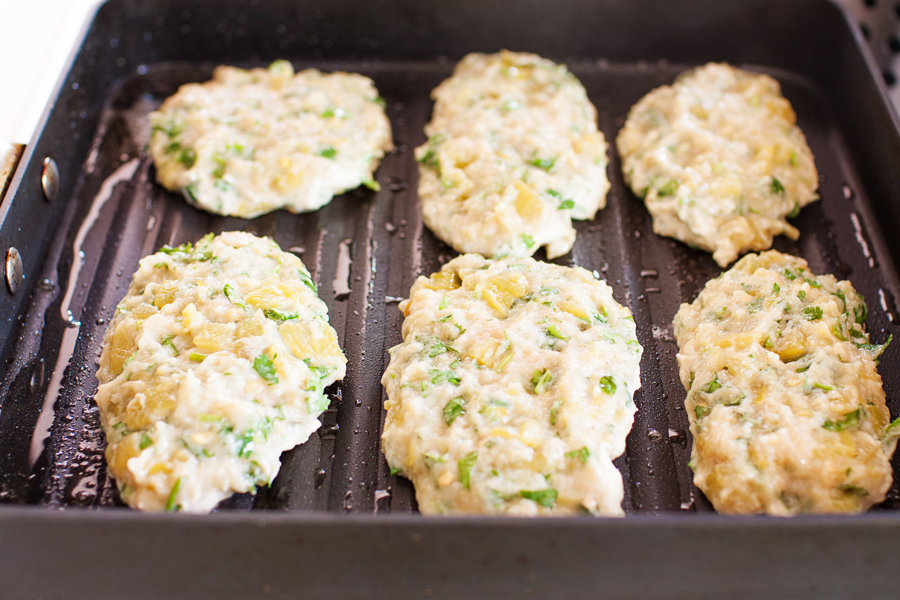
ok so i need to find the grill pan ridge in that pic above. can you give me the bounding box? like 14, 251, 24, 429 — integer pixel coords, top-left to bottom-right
2, 0, 900, 597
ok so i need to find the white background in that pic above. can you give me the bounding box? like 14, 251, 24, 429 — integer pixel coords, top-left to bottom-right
0, 0, 103, 144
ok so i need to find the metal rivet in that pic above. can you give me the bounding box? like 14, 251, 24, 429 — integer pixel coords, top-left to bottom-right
6, 247, 23, 294
42, 157, 59, 202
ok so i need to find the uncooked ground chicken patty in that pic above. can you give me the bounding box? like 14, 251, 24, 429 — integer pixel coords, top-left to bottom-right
617, 63, 818, 267
95, 232, 346, 512
416, 51, 610, 259
149, 60, 392, 218
674, 251, 899, 515
382, 254, 642, 516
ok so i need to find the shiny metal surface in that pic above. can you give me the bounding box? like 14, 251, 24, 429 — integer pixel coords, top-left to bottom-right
40, 157, 58, 202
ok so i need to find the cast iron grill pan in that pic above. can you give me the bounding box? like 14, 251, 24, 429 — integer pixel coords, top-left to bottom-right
3, 0, 900, 596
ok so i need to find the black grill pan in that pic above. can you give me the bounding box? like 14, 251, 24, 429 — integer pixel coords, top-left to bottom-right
2, 0, 900, 597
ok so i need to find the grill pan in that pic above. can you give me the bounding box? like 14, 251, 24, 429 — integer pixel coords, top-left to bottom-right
3, 0, 900, 597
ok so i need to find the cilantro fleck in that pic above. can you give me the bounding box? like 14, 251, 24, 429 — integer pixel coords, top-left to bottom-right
771, 177, 785, 194
695, 405, 711, 419
550, 399, 563, 425
558, 199, 575, 210
443, 397, 467, 426
212, 153, 227, 178
565, 447, 590, 464
162, 336, 179, 356
319, 146, 337, 159
519, 488, 557, 508
307, 393, 331, 413
839, 484, 869, 496
531, 369, 552, 395
189, 352, 206, 362
599, 375, 617, 396
264, 307, 299, 321
140, 431, 153, 450
458, 452, 478, 490
803, 306, 823, 320
223, 283, 248, 309
547, 324, 569, 340
857, 334, 892, 358
528, 156, 556, 171
165, 477, 183, 512
658, 179, 678, 197
704, 374, 722, 394
431, 368, 461, 386
521, 233, 535, 249
823, 407, 861, 432
253, 353, 278, 384
389, 466, 402, 476
177, 148, 196, 168
297, 269, 317, 293
787, 203, 800, 218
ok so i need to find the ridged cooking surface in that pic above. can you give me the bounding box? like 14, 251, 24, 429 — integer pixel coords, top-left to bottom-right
5, 59, 900, 515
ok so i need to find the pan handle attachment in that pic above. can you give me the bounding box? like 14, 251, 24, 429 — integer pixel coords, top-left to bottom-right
0, 142, 25, 206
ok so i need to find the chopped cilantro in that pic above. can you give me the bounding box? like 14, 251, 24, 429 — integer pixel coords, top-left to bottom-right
599, 375, 616, 396
264, 307, 299, 321
839, 484, 869, 496
189, 352, 206, 362
139, 432, 153, 450
565, 447, 590, 464
803, 306, 823, 321
177, 148, 196, 168
431, 368, 461, 386
416, 134, 444, 168
223, 283, 248, 309
253, 353, 278, 384
547, 324, 569, 340
658, 179, 678, 197
823, 407, 861, 432
319, 146, 337, 159
531, 369, 552, 395
389, 466, 402, 476
212, 153, 227, 178
787, 203, 800, 218
857, 334, 892, 358
772, 283, 780, 294
297, 270, 317, 293
695, 405, 711, 419
528, 156, 555, 171
771, 177, 785, 194
443, 397, 467, 426
458, 452, 478, 490
519, 488, 557, 508
558, 199, 575, 210
705, 374, 722, 394
521, 233, 535, 249
550, 399, 563, 425
162, 336, 179, 356
165, 477, 183, 512
307, 393, 331, 413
